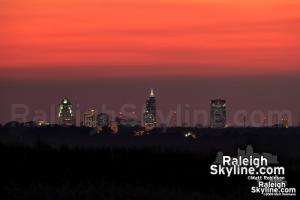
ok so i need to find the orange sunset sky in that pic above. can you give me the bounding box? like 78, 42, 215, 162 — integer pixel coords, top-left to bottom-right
1, 0, 300, 79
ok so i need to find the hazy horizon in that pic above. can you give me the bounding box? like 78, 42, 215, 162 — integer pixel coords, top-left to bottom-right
1, 75, 299, 126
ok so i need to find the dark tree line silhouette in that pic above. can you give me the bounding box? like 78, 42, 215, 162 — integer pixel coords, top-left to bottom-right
0, 125, 299, 199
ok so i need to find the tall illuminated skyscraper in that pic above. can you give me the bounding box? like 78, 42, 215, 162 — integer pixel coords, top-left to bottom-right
210, 98, 226, 128
58, 98, 75, 126
144, 88, 157, 131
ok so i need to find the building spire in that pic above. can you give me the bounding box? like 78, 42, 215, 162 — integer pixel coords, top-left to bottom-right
150, 88, 154, 97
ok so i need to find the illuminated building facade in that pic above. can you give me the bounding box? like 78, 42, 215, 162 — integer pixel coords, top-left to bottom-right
210, 99, 226, 128
36, 120, 50, 127
58, 98, 75, 126
83, 109, 97, 128
281, 115, 289, 128
143, 89, 157, 131
109, 121, 119, 134
273, 115, 289, 128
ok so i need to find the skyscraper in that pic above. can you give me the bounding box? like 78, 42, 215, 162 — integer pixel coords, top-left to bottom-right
281, 115, 288, 128
144, 88, 157, 131
210, 99, 226, 128
96, 113, 110, 128
58, 98, 75, 126
83, 109, 97, 128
